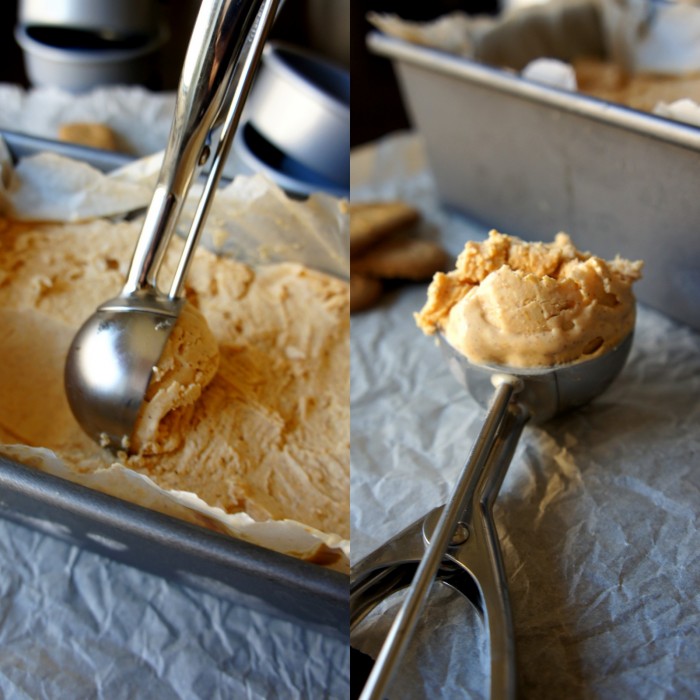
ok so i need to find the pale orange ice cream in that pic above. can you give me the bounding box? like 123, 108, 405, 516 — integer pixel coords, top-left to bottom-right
573, 57, 700, 114
415, 231, 643, 367
0, 216, 349, 556
130, 302, 220, 455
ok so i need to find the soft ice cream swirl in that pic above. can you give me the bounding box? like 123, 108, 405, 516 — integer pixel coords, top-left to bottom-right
416, 231, 643, 367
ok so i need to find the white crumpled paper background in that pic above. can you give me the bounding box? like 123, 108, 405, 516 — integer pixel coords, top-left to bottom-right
350, 132, 700, 698
0, 519, 348, 699
0, 84, 348, 699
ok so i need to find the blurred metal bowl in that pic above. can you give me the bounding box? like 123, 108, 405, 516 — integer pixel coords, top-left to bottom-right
244, 42, 349, 188
231, 121, 349, 199
19, 0, 160, 38
15, 23, 167, 92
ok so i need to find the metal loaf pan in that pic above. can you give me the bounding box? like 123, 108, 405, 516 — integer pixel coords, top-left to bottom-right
0, 129, 349, 639
368, 31, 700, 331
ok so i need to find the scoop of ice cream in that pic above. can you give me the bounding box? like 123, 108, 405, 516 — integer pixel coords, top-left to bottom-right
130, 301, 220, 455
415, 231, 643, 367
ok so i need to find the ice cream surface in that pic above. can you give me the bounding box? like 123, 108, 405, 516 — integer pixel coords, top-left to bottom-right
415, 231, 643, 367
573, 57, 700, 114
0, 216, 349, 556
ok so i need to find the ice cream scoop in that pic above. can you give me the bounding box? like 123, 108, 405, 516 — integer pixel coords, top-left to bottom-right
357, 233, 643, 698
64, 0, 280, 450
354, 331, 635, 700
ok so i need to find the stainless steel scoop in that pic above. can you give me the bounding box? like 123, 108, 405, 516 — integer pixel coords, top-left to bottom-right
351, 331, 634, 700
64, 0, 280, 450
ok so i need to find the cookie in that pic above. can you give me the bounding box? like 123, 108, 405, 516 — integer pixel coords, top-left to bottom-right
350, 201, 421, 256
58, 122, 119, 151
350, 274, 383, 313
351, 237, 450, 281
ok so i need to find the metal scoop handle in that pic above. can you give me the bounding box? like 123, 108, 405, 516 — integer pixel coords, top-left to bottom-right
122, 0, 279, 301
358, 377, 525, 700
356, 332, 634, 698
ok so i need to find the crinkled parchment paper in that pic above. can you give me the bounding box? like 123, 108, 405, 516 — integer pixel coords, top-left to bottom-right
350, 132, 700, 698
369, 0, 700, 126
0, 140, 349, 568
0, 144, 349, 278
369, 0, 700, 73
0, 85, 175, 156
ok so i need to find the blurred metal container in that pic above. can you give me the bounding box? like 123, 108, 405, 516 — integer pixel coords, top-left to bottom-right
231, 121, 349, 198
18, 0, 160, 38
15, 0, 166, 92
368, 31, 700, 331
244, 42, 349, 188
15, 25, 166, 92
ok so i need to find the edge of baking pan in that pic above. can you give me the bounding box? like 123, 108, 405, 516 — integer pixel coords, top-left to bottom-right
367, 32, 700, 152
366, 32, 700, 331
0, 128, 135, 171
0, 455, 349, 638
0, 129, 349, 639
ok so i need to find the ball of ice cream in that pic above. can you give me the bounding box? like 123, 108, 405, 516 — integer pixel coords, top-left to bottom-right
415, 231, 643, 367
131, 301, 220, 455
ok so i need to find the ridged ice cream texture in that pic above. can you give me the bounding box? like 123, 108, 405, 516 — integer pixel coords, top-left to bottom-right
0, 217, 349, 541
415, 231, 643, 367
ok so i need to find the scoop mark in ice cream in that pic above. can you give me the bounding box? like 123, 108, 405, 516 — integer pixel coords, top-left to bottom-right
130, 302, 221, 456
415, 231, 643, 367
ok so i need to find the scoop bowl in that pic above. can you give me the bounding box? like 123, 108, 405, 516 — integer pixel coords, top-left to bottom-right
64, 294, 182, 449
437, 331, 634, 423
